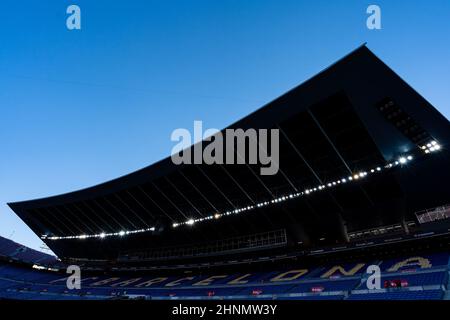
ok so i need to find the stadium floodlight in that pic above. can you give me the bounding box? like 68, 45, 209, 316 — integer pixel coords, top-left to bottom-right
42, 148, 436, 239
422, 140, 441, 154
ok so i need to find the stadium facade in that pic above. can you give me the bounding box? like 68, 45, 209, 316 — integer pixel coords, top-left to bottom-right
3, 45, 450, 300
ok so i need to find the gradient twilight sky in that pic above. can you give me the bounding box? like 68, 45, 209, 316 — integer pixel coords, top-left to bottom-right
1, 1, 449, 253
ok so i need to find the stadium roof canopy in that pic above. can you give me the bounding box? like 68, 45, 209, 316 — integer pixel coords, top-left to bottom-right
8, 45, 450, 261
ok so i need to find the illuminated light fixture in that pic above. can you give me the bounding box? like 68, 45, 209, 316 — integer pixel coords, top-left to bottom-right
170, 153, 419, 229
32, 265, 46, 270
421, 140, 442, 154
43, 150, 438, 240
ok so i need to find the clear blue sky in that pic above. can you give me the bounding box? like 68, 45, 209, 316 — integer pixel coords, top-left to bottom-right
1, 0, 449, 253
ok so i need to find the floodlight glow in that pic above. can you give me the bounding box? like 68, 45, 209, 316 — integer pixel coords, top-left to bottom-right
422, 140, 442, 154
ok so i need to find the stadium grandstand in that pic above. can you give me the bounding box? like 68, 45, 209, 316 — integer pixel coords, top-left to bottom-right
2, 45, 450, 300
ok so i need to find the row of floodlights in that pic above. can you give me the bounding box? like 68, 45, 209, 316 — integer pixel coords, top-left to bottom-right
172, 155, 414, 228
43, 147, 436, 241
42, 227, 155, 240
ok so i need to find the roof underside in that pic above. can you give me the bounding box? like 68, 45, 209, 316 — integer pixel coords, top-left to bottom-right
8, 46, 450, 260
